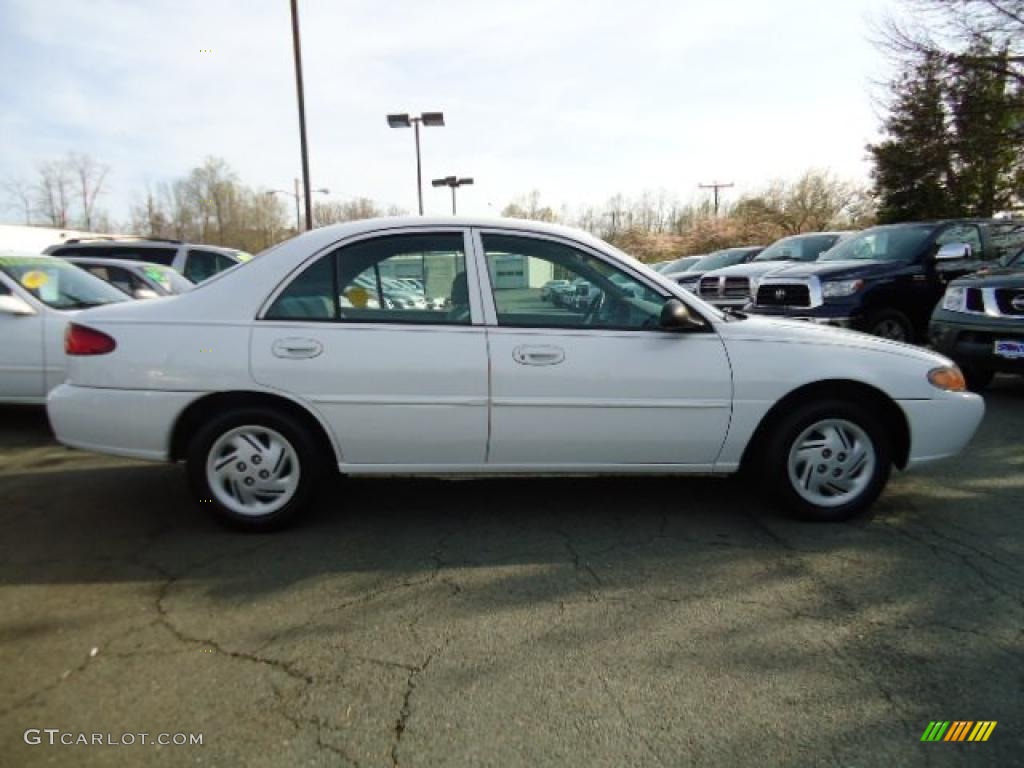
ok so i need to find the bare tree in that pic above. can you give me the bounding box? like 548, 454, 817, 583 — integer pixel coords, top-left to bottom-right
2, 176, 34, 224
67, 152, 110, 230
35, 160, 73, 228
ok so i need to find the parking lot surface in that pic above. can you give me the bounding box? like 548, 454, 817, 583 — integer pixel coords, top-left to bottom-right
1, 381, 1022, 767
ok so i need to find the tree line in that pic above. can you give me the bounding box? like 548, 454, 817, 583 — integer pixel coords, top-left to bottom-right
868, 0, 1023, 221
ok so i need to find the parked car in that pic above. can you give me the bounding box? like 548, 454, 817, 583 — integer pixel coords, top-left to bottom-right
695, 232, 853, 308
657, 255, 702, 275
540, 279, 572, 302
45, 237, 248, 283
0, 253, 128, 403
748, 220, 1003, 342
47, 217, 983, 531
930, 264, 1024, 390
64, 257, 194, 299
669, 247, 764, 292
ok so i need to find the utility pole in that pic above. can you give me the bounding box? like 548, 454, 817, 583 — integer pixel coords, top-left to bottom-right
698, 181, 734, 216
289, 0, 313, 231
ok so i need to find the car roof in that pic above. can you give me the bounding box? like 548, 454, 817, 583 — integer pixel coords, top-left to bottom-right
46, 238, 241, 255
63, 256, 179, 270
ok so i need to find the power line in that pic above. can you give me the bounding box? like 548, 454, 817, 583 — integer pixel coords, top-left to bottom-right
698, 181, 735, 216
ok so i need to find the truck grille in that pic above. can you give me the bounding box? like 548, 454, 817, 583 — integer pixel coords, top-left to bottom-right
723, 277, 750, 298
698, 277, 718, 297
755, 283, 811, 308
994, 288, 1024, 316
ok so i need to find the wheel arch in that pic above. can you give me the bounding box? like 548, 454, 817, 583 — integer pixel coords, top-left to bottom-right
739, 379, 911, 472
169, 390, 340, 466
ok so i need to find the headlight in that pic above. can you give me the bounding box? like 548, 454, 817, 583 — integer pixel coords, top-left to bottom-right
941, 285, 966, 312
821, 279, 864, 298
928, 366, 966, 392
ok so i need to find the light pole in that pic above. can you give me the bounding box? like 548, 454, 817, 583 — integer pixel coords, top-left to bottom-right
698, 180, 735, 216
289, 0, 313, 231
431, 176, 474, 215
267, 180, 329, 230
387, 112, 445, 215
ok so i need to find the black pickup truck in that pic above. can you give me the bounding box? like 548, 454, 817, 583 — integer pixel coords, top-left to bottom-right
746, 220, 1006, 342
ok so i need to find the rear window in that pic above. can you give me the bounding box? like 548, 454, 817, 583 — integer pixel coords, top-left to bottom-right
185, 249, 237, 282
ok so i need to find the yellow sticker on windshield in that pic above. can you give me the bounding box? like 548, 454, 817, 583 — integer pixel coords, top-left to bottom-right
21, 270, 49, 290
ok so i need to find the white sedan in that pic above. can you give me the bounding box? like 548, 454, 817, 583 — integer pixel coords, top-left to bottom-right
47, 218, 985, 530
0, 253, 128, 404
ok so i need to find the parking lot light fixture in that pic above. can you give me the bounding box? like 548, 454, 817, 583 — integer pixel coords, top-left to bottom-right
432, 175, 474, 215
266, 180, 329, 230
387, 111, 445, 215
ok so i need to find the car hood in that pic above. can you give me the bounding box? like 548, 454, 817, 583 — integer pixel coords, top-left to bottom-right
717, 313, 952, 366
702, 261, 802, 280
952, 267, 1024, 288
763, 259, 902, 282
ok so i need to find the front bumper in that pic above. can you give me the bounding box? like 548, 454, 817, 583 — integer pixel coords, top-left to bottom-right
900, 391, 985, 467
929, 310, 1024, 374
47, 384, 200, 461
748, 304, 858, 329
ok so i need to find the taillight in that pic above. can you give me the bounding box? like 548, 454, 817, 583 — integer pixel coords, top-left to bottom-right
65, 323, 117, 355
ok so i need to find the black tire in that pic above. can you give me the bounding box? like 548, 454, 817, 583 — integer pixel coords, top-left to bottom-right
187, 408, 322, 532
760, 399, 892, 522
865, 309, 914, 343
961, 366, 994, 392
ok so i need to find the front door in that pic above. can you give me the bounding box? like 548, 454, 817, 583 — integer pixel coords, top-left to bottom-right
0, 276, 45, 402
251, 230, 489, 467
476, 231, 733, 467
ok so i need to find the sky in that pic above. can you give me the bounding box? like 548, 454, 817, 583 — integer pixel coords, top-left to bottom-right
0, 0, 898, 225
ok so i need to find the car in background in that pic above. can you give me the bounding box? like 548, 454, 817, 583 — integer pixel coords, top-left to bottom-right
657, 255, 702, 275
46, 216, 983, 531
670, 247, 764, 292
45, 237, 248, 283
0, 253, 128, 403
695, 232, 853, 308
64, 257, 194, 299
930, 263, 1024, 391
540, 279, 572, 302
748, 220, 1003, 342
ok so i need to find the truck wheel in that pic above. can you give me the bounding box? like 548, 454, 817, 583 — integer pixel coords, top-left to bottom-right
187, 408, 322, 531
962, 367, 994, 392
762, 399, 892, 522
866, 309, 913, 342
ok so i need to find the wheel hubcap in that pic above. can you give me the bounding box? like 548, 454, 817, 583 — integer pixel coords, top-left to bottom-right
787, 419, 875, 508
206, 426, 300, 517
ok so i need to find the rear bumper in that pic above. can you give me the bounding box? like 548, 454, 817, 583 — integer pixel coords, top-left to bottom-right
899, 392, 985, 467
47, 384, 200, 461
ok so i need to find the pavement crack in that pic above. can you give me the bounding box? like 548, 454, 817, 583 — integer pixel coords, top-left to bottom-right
391, 652, 435, 768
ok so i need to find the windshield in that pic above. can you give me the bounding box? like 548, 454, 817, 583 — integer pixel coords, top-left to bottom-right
0, 256, 129, 309
141, 264, 194, 294
688, 249, 754, 271
753, 234, 840, 263
819, 225, 932, 262
662, 256, 700, 273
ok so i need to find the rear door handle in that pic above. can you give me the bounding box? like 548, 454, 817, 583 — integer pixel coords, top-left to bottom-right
272, 338, 323, 359
513, 345, 565, 366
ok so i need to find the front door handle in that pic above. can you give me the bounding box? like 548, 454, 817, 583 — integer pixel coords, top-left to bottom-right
272, 338, 323, 359
513, 345, 565, 366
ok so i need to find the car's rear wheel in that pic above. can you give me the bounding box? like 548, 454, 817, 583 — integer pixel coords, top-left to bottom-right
187, 408, 321, 531
762, 400, 892, 522
865, 309, 913, 342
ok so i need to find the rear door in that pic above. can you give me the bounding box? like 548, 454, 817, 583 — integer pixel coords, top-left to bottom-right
251, 229, 490, 467
474, 230, 733, 467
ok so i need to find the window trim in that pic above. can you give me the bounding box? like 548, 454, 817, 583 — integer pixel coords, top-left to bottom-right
257, 227, 481, 327
471, 227, 702, 333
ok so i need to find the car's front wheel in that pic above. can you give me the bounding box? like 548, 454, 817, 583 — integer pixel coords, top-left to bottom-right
762, 400, 892, 522
187, 408, 322, 531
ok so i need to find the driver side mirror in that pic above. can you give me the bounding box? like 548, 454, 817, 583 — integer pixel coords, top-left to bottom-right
936, 242, 972, 261
659, 299, 703, 331
0, 294, 37, 317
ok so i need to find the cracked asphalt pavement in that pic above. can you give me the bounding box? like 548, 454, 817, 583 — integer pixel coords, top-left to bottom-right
1, 380, 1022, 767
